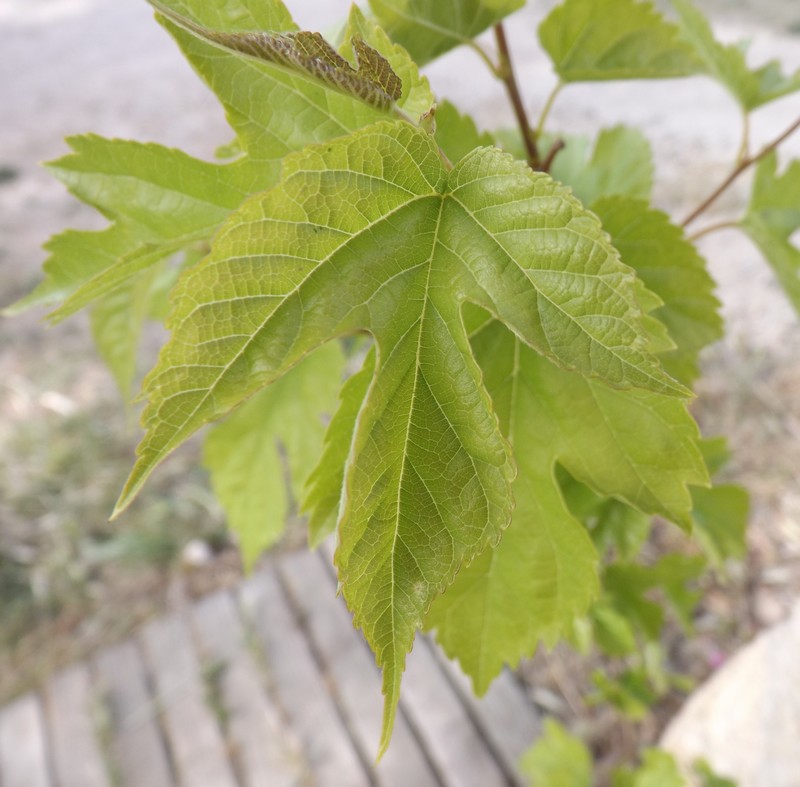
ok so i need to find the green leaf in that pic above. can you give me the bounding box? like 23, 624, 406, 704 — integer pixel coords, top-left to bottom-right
550, 126, 654, 206
593, 197, 723, 385
672, 0, 800, 110
157, 13, 385, 181
46, 135, 250, 242
693, 759, 738, 787
29, 135, 255, 321
89, 262, 167, 401
425, 320, 599, 692
520, 719, 593, 787
591, 601, 639, 656
151, 0, 295, 30
427, 318, 705, 691
369, 0, 524, 65
604, 554, 706, 639
434, 101, 495, 165
592, 667, 658, 719
539, 0, 700, 83
741, 153, 800, 314
612, 748, 685, 787
303, 349, 375, 547
5, 224, 141, 314
340, 5, 435, 122
115, 121, 683, 749
204, 343, 343, 569
151, 1, 404, 111
692, 485, 749, 566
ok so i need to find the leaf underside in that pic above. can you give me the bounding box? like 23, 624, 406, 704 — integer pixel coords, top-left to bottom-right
116, 120, 688, 749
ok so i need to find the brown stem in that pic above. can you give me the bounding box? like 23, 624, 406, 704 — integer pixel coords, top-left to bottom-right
541, 138, 566, 173
682, 114, 800, 227
494, 23, 540, 170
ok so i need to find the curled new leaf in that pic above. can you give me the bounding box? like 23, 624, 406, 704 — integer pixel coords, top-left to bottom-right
150, 0, 403, 109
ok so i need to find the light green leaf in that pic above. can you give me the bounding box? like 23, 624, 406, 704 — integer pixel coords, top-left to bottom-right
89, 262, 166, 401
46, 135, 250, 242
612, 748, 685, 787
427, 317, 705, 691
151, 1, 404, 111
434, 101, 495, 166
303, 349, 375, 548
692, 485, 749, 566
340, 5, 435, 122
204, 343, 343, 570
152, 0, 295, 31
604, 554, 706, 638
27, 135, 256, 321
5, 224, 140, 314
158, 17, 384, 181
115, 121, 683, 750
425, 319, 599, 692
539, 0, 700, 83
591, 601, 638, 656
593, 197, 723, 385
672, 0, 800, 110
741, 153, 800, 313
369, 0, 524, 65
551, 126, 654, 206
50, 242, 186, 324
520, 719, 593, 787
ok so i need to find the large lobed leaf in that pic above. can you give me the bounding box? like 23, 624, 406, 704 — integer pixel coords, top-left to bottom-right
741, 152, 800, 313
671, 0, 800, 110
116, 121, 686, 749
539, 0, 700, 83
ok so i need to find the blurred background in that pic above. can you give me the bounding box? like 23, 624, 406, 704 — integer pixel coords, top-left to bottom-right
1, 0, 799, 774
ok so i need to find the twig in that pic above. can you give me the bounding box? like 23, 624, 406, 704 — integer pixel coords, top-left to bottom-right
536, 82, 563, 139
467, 40, 503, 79
541, 138, 566, 172
735, 110, 751, 164
682, 114, 800, 227
494, 23, 540, 169
687, 220, 740, 243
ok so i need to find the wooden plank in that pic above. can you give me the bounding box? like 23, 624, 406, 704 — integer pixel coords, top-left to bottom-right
94, 641, 173, 787
240, 567, 369, 787
140, 613, 237, 787
191, 590, 307, 787
434, 653, 541, 786
402, 637, 509, 787
278, 549, 440, 787
0, 693, 51, 787
44, 664, 110, 787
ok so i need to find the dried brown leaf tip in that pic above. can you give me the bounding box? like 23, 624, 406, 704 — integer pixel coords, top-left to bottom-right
152, 2, 402, 109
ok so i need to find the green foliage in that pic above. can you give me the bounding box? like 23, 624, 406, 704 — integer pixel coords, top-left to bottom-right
538, 0, 700, 83
369, 0, 525, 65
204, 343, 343, 568
671, 0, 800, 110
523, 722, 736, 786
17, 0, 800, 770
521, 719, 592, 787
741, 154, 800, 312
